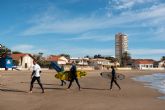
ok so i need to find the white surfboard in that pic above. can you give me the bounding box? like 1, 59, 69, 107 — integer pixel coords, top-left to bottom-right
100, 72, 125, 80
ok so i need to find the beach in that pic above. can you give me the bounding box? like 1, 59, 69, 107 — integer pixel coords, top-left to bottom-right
0, 70, 165, 110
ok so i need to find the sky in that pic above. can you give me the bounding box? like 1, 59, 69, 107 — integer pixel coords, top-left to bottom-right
0, 0, 165, 60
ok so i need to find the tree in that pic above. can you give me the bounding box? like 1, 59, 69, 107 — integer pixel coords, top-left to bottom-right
0, 47, 7, 56
94, 54, 104, 58
84, 55, 90, 58
161, 56, 165, 61
104, 56, 118, 62
121, 51, 131, 67
38, 52, 43, 57
38, 60, 51, 68
0, 44, 11, 57
33, 52, 44, 61
59, 54, 70, 59
12, 51, 22, 54
13, 60, 19, 66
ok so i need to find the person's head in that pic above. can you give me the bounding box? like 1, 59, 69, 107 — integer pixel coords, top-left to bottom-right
33, 60, 37, 65
111, 66, 114, 69
72, 61, 75, 64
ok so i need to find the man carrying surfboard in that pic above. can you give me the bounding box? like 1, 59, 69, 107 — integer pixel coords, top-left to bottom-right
67, 61, 81, 90
29, 60, 44, 93
110, 66, 121, 91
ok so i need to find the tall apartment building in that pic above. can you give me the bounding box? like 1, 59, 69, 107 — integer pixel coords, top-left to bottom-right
115, 33, 128, 63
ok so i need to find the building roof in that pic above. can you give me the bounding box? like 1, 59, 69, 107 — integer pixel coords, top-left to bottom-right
133, 59, 155, 64
11, 54, 33, 61
46, 55, 66, 62
90, 58, 110, 61
46, 56, 59, 61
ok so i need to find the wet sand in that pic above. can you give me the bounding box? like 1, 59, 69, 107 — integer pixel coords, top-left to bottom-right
0, 70, 165, 110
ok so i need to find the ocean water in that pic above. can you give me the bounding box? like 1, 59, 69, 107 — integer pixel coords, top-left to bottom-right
132, 73, 165, 100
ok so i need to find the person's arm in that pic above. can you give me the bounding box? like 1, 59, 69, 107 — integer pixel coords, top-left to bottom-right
114, 69, 117, 79
31, 70, 35, 78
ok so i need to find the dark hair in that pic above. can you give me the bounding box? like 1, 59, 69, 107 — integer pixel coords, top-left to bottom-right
33, 59, 38, 64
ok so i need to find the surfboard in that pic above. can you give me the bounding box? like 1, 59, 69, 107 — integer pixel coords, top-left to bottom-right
100, 72, 125, 80
51, 61, 87, 81
55, 71, 87, 81
51, 62, 62, 72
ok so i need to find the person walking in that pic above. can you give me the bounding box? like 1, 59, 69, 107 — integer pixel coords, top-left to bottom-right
29, 60, 44, 93
67, 61, 80, 90
110, 66, 121, 91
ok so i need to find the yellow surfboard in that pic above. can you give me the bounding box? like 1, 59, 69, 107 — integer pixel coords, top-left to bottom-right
55, 71, 87, 81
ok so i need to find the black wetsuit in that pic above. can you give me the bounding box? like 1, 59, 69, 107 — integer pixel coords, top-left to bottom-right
110, 68, 121, 90
68, 64, 80, 90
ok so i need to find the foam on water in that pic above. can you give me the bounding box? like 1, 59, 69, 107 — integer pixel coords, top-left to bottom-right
132, 73, 165, 100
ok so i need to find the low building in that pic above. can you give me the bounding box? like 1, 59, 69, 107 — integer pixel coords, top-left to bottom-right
89, 58, 120, 70
69, 57, 89, 66
11, 53, 34, 69
132, 59, 154, 70
158, 60, 165, 68
46, 55, 68, 65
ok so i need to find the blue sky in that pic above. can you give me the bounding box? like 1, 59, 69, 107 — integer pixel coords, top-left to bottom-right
0, 0, 165, 60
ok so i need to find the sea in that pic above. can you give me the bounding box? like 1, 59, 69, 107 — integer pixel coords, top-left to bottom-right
132, 73, 165, 100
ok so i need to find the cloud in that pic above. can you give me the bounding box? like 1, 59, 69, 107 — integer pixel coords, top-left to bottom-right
12, 44, 34, 50
20, 2, 165, 38
66, 0, 82, 4
46, 44, 115, 57
128, 48, 165, 60
130, 48, 165, 55
65, 32, 114, 42
11, 44, 46, 54
152, 27, 165, 40
108, 0, 156, 10
69, 48, 115, 57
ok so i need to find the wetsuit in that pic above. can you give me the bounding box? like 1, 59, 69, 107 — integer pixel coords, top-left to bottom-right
68, 64, 80, 90
110, 68, 121, 90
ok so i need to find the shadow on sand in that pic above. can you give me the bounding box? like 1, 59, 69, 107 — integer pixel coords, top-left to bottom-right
44, 87, 66, 90
20, 82, 59, 86
81, 87, 109, 91
0, 88, 27, 93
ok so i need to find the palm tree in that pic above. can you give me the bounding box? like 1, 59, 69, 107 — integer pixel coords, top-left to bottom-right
121, 51, 131, 67
161, 56, 165, 61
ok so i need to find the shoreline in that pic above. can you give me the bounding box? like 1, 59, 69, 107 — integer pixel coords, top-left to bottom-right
0, 70, 165, 110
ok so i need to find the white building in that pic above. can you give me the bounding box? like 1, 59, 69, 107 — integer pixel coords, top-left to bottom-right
70, 57, 89, 66
89, 58, 120, 70
115, 33, 128, 63
158, 60, 165, 68
11, 54, 34, 69
132, 59, 154, 70
46, 55, 68, 65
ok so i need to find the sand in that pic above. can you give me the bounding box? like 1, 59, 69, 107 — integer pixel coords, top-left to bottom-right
0, 70, 165, 110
